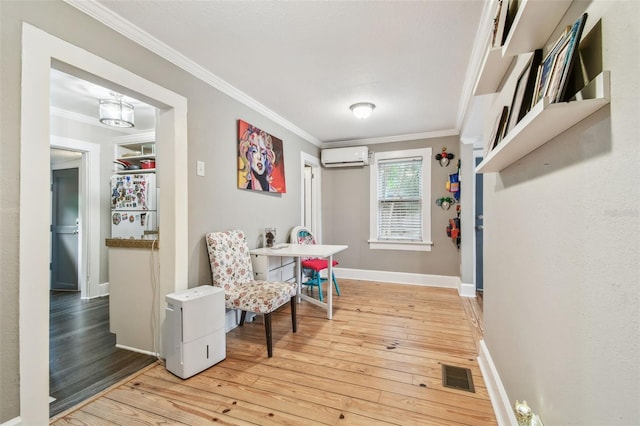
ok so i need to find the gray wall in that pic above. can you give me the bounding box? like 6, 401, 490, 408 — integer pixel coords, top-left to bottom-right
483, 1, 639, 424
0, 1, 318, 420
322, 136, 461, 277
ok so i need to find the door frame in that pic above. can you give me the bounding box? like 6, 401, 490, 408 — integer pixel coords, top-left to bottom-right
300, 152, 322, 241
20, 23, 188, 423
51, 138, 101, 299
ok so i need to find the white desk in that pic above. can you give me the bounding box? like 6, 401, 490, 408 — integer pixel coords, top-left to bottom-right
250, 244, 347, 319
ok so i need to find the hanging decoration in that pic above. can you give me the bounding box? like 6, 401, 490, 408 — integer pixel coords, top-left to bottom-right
435, 147, 455, 167
435, 196, 456, 210
446, 205, 462, 249
446, 173, 460, 201
438, 157, 461, 249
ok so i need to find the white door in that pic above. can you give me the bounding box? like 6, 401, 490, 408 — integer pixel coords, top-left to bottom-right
303, 165, 313, 230
300, 153, 322, 242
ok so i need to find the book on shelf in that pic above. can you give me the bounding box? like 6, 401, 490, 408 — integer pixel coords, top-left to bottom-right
505, 49, 542, 135
492, 0, 509, 47
501, 0, 519, 46
530, 14, 588, 108
486, 106, 510, 157
531, 25, 571, 107
555, 13, 588, 102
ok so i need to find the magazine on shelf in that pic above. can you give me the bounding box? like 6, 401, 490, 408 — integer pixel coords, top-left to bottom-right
555, 13, 588, 102
530, 14, 588, 107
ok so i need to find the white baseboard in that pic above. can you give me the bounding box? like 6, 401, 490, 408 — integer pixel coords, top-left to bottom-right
478, 340, 518, 426
335, 267, 460, 289
1, 417, 21, 426
459, 282, 477, 297
225, 309, 238, 333
81, 282, 110, 300
99, 281, 109, 297
115, 344, 158, 358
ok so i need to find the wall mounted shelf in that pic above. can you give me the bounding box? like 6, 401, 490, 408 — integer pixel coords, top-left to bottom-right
502, 0, 572, 57
476, 71, 610, 174
473, 0, 573, 96
473, 47, 513, 96
114, 141, 156, 174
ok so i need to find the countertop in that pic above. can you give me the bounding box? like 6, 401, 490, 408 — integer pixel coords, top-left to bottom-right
105, 238, 159, 249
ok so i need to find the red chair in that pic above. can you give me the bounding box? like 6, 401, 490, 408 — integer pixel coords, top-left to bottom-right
290, 226, 341, 302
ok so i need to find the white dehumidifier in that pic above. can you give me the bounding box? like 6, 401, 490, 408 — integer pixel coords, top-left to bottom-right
164, 285, 226, 379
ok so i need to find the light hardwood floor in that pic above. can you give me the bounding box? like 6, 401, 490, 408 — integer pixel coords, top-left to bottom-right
51, 279, 495, 425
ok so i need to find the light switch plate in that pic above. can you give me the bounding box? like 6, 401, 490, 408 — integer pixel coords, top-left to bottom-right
196, 160, 205, 176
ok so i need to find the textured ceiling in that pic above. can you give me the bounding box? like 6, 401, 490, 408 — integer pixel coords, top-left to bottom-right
70, 0, 488, 145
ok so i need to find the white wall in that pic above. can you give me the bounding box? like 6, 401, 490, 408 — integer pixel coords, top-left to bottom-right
482, 1, 640, 424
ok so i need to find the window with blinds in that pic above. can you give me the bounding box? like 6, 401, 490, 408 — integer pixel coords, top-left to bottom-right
369, 147, 432, 251
376, 157, 423, 241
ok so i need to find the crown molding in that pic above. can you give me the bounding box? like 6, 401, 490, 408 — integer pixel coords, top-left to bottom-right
460, 135, 483, 147
111, 131, 156, 143
50, 106, 150, 135
64, 0, 322, 147
323, 128, 459, 149
50, 106, 98, 128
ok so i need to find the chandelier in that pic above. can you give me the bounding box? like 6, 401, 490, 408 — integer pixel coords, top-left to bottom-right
99, 92, 135, 128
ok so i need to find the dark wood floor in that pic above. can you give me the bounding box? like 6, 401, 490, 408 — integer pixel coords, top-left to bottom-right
49, 291, 156, 417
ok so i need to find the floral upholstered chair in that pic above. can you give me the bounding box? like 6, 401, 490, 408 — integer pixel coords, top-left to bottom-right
289, 226, 341, 302
206, 230, 297, 357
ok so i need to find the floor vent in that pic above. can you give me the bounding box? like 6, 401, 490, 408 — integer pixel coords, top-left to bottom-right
442, 364, 475, 393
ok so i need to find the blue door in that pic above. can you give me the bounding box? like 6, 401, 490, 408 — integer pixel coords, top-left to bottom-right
475, 157, 484, 292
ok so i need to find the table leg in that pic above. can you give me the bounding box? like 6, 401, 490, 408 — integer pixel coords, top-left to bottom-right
327, 254, 333, 320
296, 256, 302, 303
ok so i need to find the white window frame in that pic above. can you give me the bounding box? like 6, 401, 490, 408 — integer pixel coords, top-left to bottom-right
369, 147, 433, 251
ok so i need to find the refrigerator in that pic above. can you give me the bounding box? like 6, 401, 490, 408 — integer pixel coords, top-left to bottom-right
111, 173, 158, 239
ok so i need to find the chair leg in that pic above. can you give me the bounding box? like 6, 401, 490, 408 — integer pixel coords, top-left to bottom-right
332, 272, 341, 296
290, 296, 297, 333
313, 271, 323, 302
239, 310, 247, 326
264, 313, 273, 358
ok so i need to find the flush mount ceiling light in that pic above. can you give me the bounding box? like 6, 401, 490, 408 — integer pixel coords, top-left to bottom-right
350, 102, 376, 119
99, 92, 135, 128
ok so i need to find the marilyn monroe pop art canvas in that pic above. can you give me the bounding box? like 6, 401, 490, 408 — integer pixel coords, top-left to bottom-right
237, 119, 286, 193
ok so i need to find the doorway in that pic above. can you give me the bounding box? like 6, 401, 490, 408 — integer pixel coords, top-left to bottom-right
20, 23, 189, 423
51, 164, 80, 291
300, 152, 322, 241
50, 138, 102, 300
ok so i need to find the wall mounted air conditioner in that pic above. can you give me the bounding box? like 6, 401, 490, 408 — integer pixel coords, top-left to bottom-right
321, 146, 369, 168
